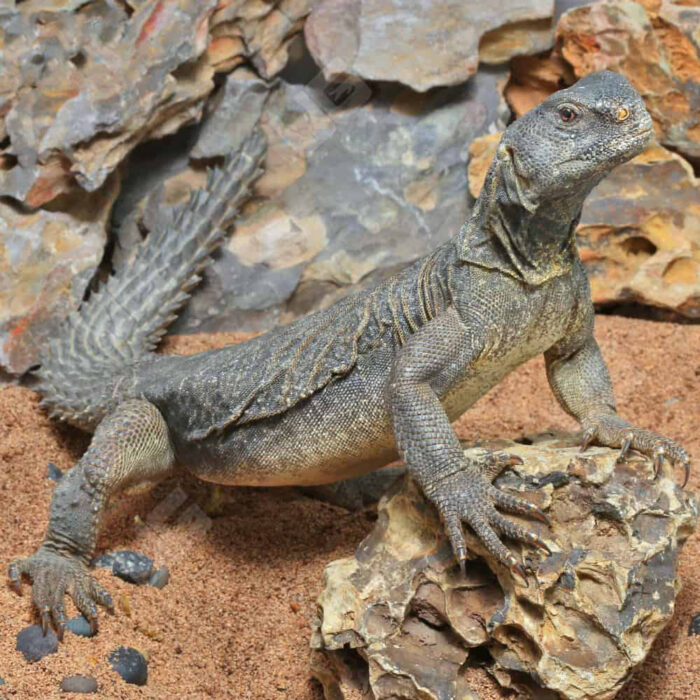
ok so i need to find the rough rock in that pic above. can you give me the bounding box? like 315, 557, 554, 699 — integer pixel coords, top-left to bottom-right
468, 137, 700, 319
305, 0, 554, 92
0, 0, 310, 208
504, 53, 573, 118
0, 174, 119, 375
207, 0, 317, 77
191, 68, 273, 160
0, 1, 217, 205
311, 435, 698, 700
167, 67, 509, 333
556, 0, 700, 159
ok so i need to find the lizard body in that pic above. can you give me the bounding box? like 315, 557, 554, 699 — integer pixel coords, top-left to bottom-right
9, 72, 691, 638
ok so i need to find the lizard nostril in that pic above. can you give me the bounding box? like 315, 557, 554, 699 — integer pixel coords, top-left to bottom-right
616, 107, 630, 121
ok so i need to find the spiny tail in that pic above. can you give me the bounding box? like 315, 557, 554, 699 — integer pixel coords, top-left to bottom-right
36, 130, 267, 429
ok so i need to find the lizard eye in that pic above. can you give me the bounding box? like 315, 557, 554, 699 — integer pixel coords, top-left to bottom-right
558, 105, 578, 123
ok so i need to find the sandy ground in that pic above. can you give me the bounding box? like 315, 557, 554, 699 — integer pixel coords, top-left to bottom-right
0, 315, 697, 699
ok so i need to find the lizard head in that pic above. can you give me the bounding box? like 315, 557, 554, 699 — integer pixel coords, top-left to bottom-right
500, 70, 653, 202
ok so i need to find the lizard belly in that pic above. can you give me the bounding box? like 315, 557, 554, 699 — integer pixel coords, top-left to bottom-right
179, 349, 398, 487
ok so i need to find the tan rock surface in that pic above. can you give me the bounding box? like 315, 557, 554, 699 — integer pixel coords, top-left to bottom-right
0, 174, 120, 375
468, 136, 700, 320
556, 0, 700, 159
312, 435, 697, 700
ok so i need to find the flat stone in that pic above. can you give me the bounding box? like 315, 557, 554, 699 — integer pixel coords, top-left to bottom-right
148, 566, 171, 590
305, 0, 554, 92
16, 625, 58, 663
468, 137, 700, 320
311, 435, 697, 700
60, 675, 98, 694
108, 646, 148, 687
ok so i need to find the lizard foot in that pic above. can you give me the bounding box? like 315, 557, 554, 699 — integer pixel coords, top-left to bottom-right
581, 414, 690, 488
8, 547, 113, 641
426, 468, 551, 581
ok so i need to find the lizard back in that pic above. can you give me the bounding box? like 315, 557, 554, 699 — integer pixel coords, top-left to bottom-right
130, 245, 453, 441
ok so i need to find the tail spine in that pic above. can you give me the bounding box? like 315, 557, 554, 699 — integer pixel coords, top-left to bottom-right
36, 131, 266, 428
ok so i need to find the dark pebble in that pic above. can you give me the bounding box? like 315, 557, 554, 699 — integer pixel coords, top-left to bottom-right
689, 612, 700, 636
92, 550, 154, 585
108, 646, 148, 686
91, 552, 116, 569
16, 625, 58, 662
148, 566, 170, 589
60, 675, 98, 694
66, 615, 95, 638
0, 676, 5, 685
47, 462, 63, 482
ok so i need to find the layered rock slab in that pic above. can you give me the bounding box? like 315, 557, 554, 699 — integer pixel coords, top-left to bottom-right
311, 435, 698, 700
117, 67, 509, 334
468, 136, 700, 320
305, 0, 554, 92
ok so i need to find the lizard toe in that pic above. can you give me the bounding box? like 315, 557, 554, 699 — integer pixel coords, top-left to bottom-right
10, 546, 109, 639
490, 488, 550, 525
490, 512, 551, 554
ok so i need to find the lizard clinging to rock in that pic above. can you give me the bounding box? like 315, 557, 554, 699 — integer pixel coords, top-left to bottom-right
9, 71, 691, 638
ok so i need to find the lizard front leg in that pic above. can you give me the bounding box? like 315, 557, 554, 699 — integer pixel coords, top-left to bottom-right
546, 328, 691, 486
389, 308, 550, 578
8, 399, 175, 638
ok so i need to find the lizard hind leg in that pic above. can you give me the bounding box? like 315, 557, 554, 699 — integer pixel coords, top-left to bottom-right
9, 399, 175, 639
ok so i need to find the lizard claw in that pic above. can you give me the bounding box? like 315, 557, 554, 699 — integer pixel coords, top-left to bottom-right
506, 555, 528, 584
456, 547, 467, 576
583, 414, 691, 489
8, 560, 23, 596
8, 546, 112, 640
682, 460, 690, 489
653, 446, 665, 478
580, 427, 596, 453
616, 433, 634, 463
428, 468, 550, 586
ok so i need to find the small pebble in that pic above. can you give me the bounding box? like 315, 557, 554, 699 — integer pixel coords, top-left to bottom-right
47, 462, 63, 482
91, 552, 116, 570
16, 625, 58, 662
108, 647, 148, 686
0, 676, 5, 685
689, 612, 700, 636
148, 566, 170, 589
66, 615, 95, 638
60, 675, 98, 694
92, 550, 154, 584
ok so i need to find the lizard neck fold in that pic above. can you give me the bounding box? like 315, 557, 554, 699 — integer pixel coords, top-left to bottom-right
457, 145, 591, 286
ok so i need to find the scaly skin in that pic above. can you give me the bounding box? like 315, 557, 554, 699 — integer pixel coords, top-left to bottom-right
9, 72, 691, 639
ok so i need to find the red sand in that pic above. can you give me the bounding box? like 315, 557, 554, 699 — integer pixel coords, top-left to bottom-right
0, 315, 697, 698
